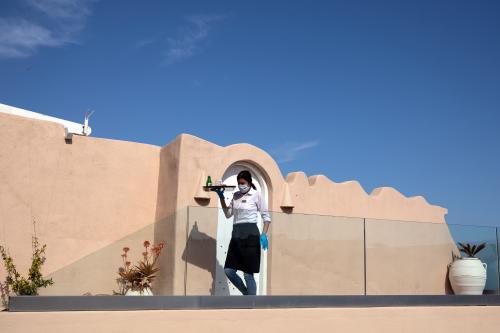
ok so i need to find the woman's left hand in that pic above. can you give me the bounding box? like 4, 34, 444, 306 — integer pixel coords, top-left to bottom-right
260, 233, 268, 250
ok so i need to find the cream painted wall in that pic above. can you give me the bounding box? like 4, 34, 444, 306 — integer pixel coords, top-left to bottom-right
0, 113, 160, 296
0, 111, 456, 299
167, 133, 447, 223
2, 306, 500, 333
158, 134, 454, 296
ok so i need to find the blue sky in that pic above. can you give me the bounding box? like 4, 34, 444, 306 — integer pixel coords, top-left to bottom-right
1, 0, 499, 226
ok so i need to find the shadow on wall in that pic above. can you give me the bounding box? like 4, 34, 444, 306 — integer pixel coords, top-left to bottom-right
182, 221, 230, 295
36, 208, 225, 297
445, 256, 454, 295
152, 213, 177, 295
39, 222, 156, 296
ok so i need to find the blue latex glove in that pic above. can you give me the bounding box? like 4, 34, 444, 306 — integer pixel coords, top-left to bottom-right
260, 233, 269, 250
213, 187, 225, 199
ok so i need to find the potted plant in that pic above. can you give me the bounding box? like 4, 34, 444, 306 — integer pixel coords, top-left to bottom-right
114, 240, 165, 296
448, 242, 487, 295
0, 219, 54, 309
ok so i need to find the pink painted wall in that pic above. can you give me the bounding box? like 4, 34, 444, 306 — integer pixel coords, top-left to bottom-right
0, 113, 160, 296
2, 306, 500, 333
0, 111, 456, 299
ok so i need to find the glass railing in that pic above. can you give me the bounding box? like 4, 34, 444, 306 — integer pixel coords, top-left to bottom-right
31, 206, 499, 296
185, 206, 499, 296
365, 218, 455, 295
186, 206, 365, 295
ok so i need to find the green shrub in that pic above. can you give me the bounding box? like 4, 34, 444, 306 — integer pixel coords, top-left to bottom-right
0, 219, 54, 307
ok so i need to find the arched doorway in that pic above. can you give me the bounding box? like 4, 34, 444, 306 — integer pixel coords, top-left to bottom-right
214, 162, 269, 295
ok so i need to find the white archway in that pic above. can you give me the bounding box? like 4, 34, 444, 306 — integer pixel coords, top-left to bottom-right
214, 162, 269, 295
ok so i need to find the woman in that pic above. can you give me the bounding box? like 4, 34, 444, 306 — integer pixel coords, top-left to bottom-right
213, 170, 270, 295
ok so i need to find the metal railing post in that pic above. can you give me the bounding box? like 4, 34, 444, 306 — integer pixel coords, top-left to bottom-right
496, 227, 500, 294
363, 218, 367, 296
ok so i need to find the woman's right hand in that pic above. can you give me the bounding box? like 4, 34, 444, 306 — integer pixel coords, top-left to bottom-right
213, 188, 225, 199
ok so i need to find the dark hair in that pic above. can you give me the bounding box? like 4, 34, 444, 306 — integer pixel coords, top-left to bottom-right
237, 170, 257, 190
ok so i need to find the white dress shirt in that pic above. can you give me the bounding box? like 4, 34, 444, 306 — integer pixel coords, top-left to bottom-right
223, 188, 271, 224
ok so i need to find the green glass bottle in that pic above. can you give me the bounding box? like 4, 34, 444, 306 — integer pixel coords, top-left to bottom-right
206, 176, 212, 187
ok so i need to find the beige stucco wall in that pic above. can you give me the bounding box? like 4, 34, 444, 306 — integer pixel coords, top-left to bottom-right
365, 219, 457, 294
269, 213, 365, 295
1, 111, 456, 299
158, 134, 454, 296
158, 133, 448, 224
183, 208, 458, 296
0, 113, 160, 296
2, 306, 500, 333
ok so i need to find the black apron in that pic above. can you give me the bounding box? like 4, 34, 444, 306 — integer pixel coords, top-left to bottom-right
224, 223, 261, 273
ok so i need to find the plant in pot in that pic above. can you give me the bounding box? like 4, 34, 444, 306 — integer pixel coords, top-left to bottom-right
448, 242, 487, 295
114, 240, 165, 296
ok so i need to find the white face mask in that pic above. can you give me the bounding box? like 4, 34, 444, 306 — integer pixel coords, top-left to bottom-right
238, 184, 250, 193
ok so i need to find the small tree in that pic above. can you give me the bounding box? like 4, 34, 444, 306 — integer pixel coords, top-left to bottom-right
0, 219, 54, 307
